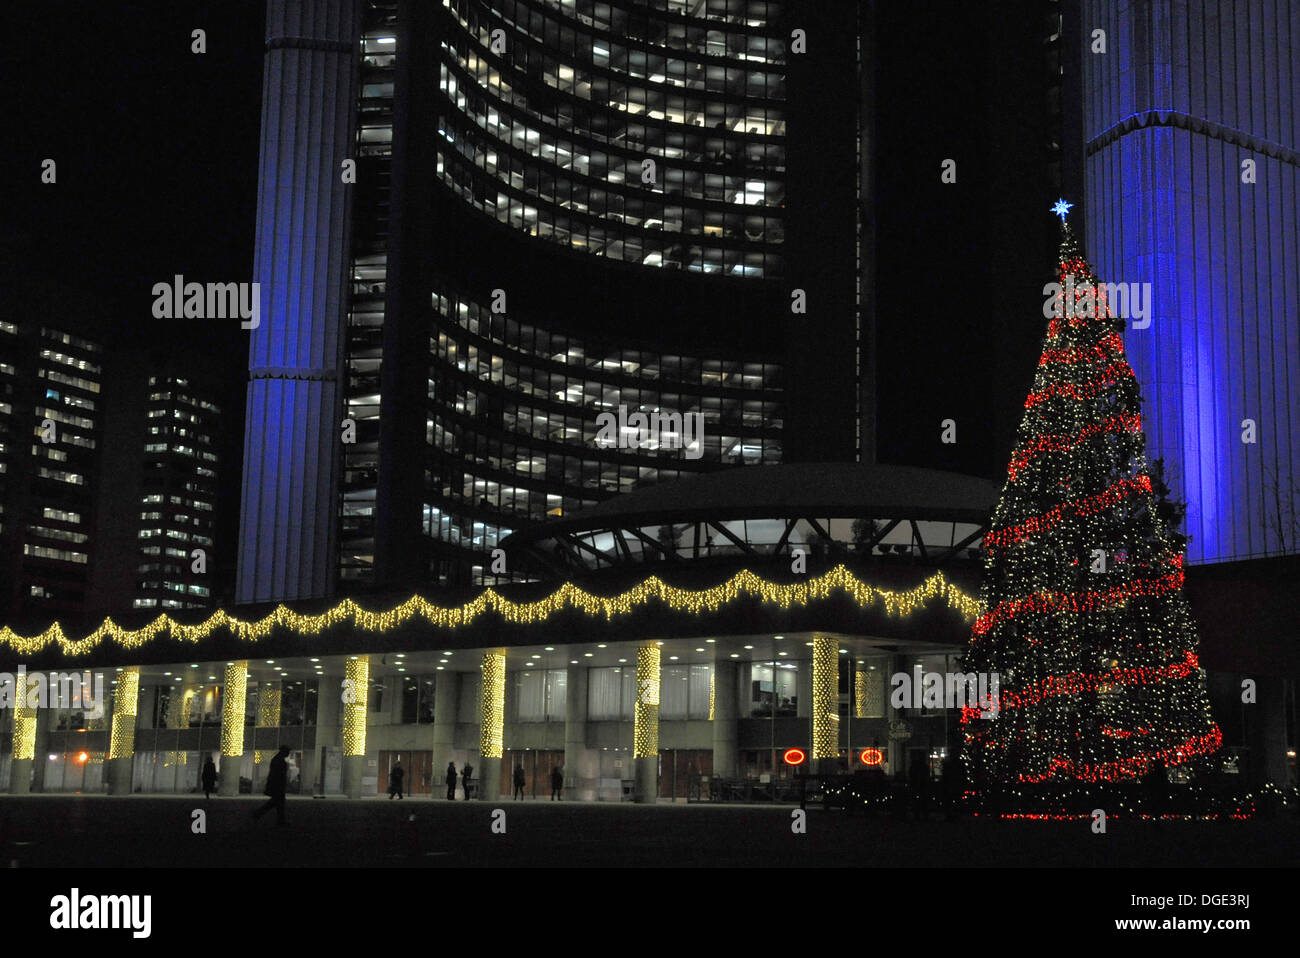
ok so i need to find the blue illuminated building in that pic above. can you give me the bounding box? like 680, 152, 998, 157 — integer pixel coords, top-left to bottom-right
1080, 0, 1299, 565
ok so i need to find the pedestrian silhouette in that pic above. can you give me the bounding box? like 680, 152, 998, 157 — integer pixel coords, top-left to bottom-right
551, 765, 563, 801
446, 762, 458, 801
513, 763, 526, 800
389, 760, 405, 800
202, 755, 218, 799
252, 746, 291, 825
461, 763, 473, 800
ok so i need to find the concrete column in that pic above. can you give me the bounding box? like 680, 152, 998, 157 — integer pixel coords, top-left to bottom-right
1247, 675, 1289, 788
314, 663, 341, 795
811, 636, 839, 775
564, 664, 593, 799
633, 645, 661, 803
219, 662, 248, 796
107, 667, 140, 795
479, 652, 505, 801
711, 659, 738, 779
796, 656, 812, 718
432, 671, 459, 795
341, 656, 369, 798
9, 693, 38, 794
887, 654, 905, 779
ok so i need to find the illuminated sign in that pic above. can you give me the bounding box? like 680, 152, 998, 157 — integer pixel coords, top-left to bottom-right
782, 748, 806, 766
859, 748, 884, 766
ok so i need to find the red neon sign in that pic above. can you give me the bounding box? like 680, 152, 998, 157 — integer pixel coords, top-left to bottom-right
860, 748, 884, 766
782, 748, 806, 766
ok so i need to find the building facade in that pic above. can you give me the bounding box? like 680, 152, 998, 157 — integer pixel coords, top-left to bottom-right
0, 322, 105, 625
238, 0, 867, 602
1080, 0, 1300, 564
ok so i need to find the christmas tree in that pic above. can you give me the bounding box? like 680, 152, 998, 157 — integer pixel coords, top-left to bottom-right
960, 200, 1221, 811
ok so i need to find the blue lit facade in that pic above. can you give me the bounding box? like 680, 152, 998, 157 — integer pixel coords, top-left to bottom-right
1081, 0, 1300, 564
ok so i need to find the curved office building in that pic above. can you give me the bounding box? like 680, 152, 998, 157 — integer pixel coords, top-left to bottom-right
240, 0, 862, 600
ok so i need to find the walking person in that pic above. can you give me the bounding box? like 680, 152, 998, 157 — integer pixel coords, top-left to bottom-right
461, 762, 473, 800
445, 762, 458, 801
252, 746, 291, 825
201, 755, 218, 800
389, 759, 405, 800
513, 763, 526, 800
551, 765, 563, 801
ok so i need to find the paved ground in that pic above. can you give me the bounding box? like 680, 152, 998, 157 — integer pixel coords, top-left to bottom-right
2, 794, 1297, 867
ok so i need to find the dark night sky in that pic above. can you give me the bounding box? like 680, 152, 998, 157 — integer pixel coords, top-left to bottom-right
4, 1, 1056, 485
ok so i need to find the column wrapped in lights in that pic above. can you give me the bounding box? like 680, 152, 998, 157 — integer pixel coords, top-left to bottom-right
854, 665, 884, 719
108, 667, 140, 760
480, 652, 505, 760
221, 662, 248, 758
708, 669, 715, 722
633, 645, 662, 804
633, 646, 661, 758
254, 682, 282, 764
12, 700, 37, 762
342, 657, 369, 757
812, 636, 839, 762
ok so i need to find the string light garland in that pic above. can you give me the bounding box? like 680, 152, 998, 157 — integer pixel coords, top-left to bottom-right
0, 566, 980, 657
961, 206, 1222, 808
633, 646, 660, 759
971, 554, 1185, 636
982, 474, 1153, 549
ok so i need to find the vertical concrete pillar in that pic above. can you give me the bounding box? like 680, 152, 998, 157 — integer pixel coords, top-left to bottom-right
479, 652, 505, 801
711, 659, 738, 780
633, 645, 661, 803
432, 670, 459, 795
811, 636, 839, 775
10, 690, 38, 794
237, 0, 362, 604
796, 655, 812, 718
107, 667, 140, 795
341, 656, 369, 798
219, 661, 248, 796
1247, 675, 1289, 788
563, 664, 592, 799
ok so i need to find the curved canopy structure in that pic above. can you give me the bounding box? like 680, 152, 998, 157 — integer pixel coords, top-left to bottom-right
503, 462, 1000, 577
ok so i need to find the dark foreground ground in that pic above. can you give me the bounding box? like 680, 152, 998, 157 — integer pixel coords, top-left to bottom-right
2, 795, 1297, 867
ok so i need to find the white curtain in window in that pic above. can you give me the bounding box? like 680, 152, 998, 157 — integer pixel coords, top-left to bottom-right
660, 665, 688, 719
545, 669, 567, 720
689, 664, 712, 719
516, 671, 546, 722
621, 667, 636, 720
587, 667, 623, 720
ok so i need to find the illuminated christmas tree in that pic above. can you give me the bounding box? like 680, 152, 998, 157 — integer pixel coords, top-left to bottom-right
960, 201, 1221, 808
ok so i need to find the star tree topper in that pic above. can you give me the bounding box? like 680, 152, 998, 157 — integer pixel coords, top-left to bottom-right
1050, 198, 1074, 221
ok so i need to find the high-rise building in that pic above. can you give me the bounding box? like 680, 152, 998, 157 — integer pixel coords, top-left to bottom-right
88, 373, 223, 614
238, 0, 866, 601
1079, 0, 1300, 565
0, 322, 104, 624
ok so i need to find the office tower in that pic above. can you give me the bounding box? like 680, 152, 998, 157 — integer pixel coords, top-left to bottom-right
239, 0, 867, 601
0, 321, 104, 624
1080, 0, 1300, 564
